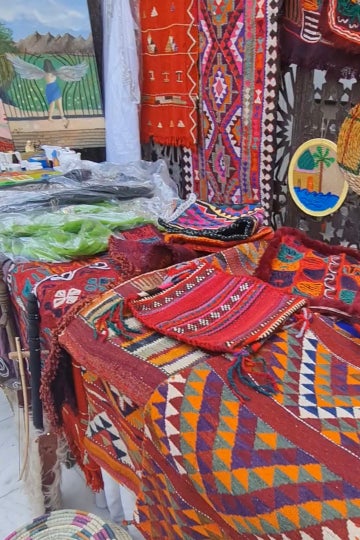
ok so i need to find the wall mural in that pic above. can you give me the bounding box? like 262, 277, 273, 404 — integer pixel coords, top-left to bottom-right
0, 1, 105, 151
0, 99, 14, 152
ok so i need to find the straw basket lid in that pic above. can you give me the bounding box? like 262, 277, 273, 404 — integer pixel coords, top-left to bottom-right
4, 509, 133, 540
337, 103, 360, 195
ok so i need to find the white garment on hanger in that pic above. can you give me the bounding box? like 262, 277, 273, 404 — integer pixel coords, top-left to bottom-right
102, 0, 141, 164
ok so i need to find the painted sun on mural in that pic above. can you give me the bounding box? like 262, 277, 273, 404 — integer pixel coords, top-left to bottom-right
0, 0, 105, 150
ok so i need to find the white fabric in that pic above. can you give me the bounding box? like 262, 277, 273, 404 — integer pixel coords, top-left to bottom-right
101, 468, 125, 523
101, 468, 145, 540
102, 0, 141, 164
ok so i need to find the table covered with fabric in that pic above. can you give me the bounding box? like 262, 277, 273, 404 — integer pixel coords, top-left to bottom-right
41, 230, 360, 540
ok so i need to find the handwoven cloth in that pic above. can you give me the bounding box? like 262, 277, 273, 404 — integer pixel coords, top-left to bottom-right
255, 227, 360, 318
193, 0, 282, 216
128, 262, 306, 353
4, 509, 132, 539
140, 312, 360, 539
139, 0, 198, 148
280, 0, 360, 73
57, 242, 270, 408
158, 199, 264, 241
108, 224, 198, 274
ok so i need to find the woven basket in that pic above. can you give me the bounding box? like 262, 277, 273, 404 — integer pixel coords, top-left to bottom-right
337, 103, 360, 195
4, 509, 132, 540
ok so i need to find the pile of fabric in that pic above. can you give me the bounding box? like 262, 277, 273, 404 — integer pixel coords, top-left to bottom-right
30, 222, 360, 539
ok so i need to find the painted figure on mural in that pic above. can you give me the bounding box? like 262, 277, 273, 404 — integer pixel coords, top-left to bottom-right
5, 53, 88, 128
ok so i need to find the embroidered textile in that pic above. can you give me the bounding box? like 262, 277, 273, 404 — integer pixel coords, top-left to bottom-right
139, 0, 198, 148
6, 258, 100, 346
128, 262, 306, 354
193, 0, 281, 215
34, 259, 123, 348
321, 0, 360, 50
255, 227, 360, 318
280, 0, 360, 74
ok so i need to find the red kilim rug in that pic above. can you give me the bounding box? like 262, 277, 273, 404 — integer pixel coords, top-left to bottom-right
139, 0, 198, 148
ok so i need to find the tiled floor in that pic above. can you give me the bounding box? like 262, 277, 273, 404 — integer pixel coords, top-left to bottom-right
0, 389, 143, 539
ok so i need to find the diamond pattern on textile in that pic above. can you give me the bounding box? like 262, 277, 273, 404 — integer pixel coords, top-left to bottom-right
144, 357, 360, 538
192, 0, 281, 219
262, 319, 360, 454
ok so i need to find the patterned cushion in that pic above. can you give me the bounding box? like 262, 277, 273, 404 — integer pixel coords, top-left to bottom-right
255, 227, 360, 318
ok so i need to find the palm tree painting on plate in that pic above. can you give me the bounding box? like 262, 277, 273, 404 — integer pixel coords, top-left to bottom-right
288, 138, 348, 217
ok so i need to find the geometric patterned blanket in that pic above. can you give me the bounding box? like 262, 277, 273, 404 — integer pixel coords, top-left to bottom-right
56, 239, 360, 538
57, 241, 269, 408
139, 313, 360, 538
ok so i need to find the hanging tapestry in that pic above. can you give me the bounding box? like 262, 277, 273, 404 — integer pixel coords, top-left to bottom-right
322, 0, 360, 49
193, 0, 282, 217
139, 0, 199, 148
280, 0, 360, 74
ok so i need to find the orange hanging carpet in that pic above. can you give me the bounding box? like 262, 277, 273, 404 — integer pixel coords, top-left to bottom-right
139, 0, 199, 148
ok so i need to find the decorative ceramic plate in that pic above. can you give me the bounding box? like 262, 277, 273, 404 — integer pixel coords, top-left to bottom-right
288, 138, 348, 217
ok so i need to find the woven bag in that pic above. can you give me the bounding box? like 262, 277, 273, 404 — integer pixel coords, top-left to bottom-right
337, 103, 360, 195
4, 509, 132, 540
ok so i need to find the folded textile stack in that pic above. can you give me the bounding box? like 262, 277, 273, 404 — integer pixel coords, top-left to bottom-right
158, 197, 273, 252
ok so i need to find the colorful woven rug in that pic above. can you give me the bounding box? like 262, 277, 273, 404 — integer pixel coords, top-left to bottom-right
57, 242, 268, 410
128, 262, 306, 354
159, 199, 264, 240
82, 371, 143, 495
280, 0, 360, 74
139, 0, 198, 148
139, 311, 360, 538
192, 0, 282, 216
255, 227, 360, 318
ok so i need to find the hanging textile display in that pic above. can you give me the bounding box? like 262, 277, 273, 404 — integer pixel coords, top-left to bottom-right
280, 0, 360, 74
321, 0, 360, 51
102, 0, 141, 164
193, 0, 282, 218
139, 0, 199, 148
